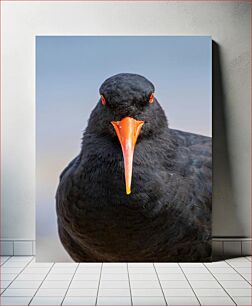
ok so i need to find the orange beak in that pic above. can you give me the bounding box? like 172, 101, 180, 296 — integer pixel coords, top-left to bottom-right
111, 117, 144, 195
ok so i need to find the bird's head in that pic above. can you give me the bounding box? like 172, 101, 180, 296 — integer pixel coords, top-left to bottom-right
86, 73, 168, 195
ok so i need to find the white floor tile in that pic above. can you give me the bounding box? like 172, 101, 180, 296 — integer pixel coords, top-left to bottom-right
207, 267, 236, 274
180, 263, 205, 267
3, 256, 251, 306
102, 267, 127, 273
129, 273, 157, 281
1, 274, 17, 281
2, 288, 37, 296
70, 280, 99, 288
74, 273, 100, 281
8, 280, 42, 289
101, 273, 129, 281
3, 261, 27, 268
163, 288, 195, 296
225, 288, 252, 296
228, 261, 251, 268
102, 263, 126, 267
128, 263, 155, 271
79, 263, 102, 267
227, 257, 250, 263
232, 296, 252, 305
62, 296, 96, 305
235, 267, 251, 274
67, 288, 97, 296
99, 281, 129, 288
241, 273, 252, 283
214, 273, 245, 281
50, 267, 77, 274
28, 262, 53, 268
76, 267, 101, 273
130, 280, 160, 288
158, 273, 186, 281
182, 267, 209, 274
0, 296, 32, 305
0, 256, 10, 259
22, 267, 50, 274
98, 288, 130, 296
194, 288, 228, 296
154, 263, 179, 267
186, 273, 216, 281
16, 273, 46, 281
1, 267, 23, 274
165, 296, 200, 305
30, 296, 64, 305
155, 267, 182, 273
102, 261, 127, 271
128, 267, 155, 273
40, 280, 71, 288
132, 296, 166, 305
8, 256, 33, 262
46, 273, 73, 281
53, 263, 78, 268
198, 296, 236, 305
36, 288, 67, 296
205, 261, 230, 267
131, 288, 163, 296
128, 263, 153, 267
0, 256, 10, 264
160, 280, 191, 288
97, 296, 131, 305
189, 280, 221, 288
219, 280, 252, 288
0, 280, 12, 289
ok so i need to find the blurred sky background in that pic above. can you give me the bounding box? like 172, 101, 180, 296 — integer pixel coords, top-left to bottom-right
36, 36, 212, 261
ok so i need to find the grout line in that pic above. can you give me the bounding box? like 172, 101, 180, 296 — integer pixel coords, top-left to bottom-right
126, 263, 133, 306
61, 263, 79, 305
0, 255, 12, 266
178, 263, 202, 306
95, 262, 103, 306
28, 262, 55, 305
0, 256, 34, 296
244, 256, 251, 262
203, 263, 238, 305
225, 260, 252, 285
153, 263, 168, 306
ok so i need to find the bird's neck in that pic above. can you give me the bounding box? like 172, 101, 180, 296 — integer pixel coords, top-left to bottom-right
81, 127, 177, 160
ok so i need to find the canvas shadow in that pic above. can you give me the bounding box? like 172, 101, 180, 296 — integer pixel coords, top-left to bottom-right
212, 41, 244, 259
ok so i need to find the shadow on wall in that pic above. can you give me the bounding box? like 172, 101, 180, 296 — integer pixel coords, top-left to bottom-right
212, 41, 244, 238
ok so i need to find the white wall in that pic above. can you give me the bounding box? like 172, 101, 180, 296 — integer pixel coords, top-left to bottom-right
1, 1, 250, 240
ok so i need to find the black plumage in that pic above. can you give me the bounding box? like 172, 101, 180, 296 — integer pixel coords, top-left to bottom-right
56, 73, 212, 262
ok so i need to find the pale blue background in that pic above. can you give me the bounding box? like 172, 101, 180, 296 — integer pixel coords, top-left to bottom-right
36, 36, 212, 261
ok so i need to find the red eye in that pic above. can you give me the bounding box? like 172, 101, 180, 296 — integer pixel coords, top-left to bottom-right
149, 93, 154, 104
101, 95, 106, 106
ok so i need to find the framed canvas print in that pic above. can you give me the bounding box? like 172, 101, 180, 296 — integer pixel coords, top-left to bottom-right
36, 36, 212, 262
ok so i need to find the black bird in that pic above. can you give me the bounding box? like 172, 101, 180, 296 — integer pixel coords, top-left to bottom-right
56, 73, 212, 262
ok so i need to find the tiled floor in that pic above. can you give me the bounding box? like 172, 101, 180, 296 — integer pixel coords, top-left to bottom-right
0, 256, 251, 305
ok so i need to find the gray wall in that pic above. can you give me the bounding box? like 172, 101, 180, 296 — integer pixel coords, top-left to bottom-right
1, 1, 250, 241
